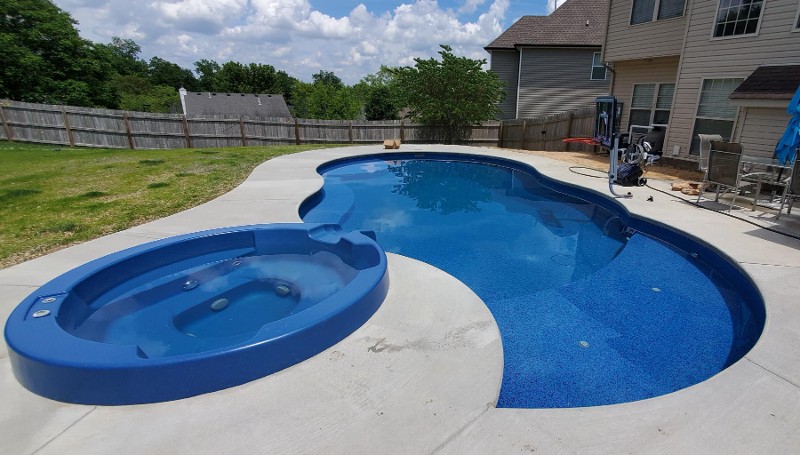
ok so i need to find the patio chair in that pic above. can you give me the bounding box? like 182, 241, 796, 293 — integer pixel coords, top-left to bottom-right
776, 157, 800, 219
697, 133, 723, 173
696, 140, 748, 210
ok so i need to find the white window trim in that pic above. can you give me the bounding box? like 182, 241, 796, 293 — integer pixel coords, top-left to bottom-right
793, 0, 800, 32
629, 0, 687, 26
590, 52, 607, 81
688, 76, 745, 154
710, 0, 766, 40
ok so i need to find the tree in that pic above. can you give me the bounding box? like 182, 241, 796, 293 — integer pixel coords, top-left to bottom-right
291, 82, 361, 120
148, 56, 197, 90
312, 70, 343, 88
356, 67, 400, 121
390, 45, 506, 143
96, 36, 148, 77
192, 60, 297, 100
194, 59, 221, 91
118, 84, 181, 113
291, 71, 360, 120
0, 0, 118, 107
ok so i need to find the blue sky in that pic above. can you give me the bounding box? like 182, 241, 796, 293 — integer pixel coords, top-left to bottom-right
53, 0, 567, 84
311, 1, 552, 23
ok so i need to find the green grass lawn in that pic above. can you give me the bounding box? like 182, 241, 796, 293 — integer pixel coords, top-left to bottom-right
0, 141, 343, 269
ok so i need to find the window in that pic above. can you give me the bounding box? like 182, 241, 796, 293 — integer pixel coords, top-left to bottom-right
591, 53, 607, 80
629, 83, 675, 127
795, 0, 800, 30
713, 0, 764, 38
690, 78, 744, 154
631, 0, 686, 25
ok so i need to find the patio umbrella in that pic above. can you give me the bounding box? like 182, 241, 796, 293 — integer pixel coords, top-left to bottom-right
775, 83, 800, 164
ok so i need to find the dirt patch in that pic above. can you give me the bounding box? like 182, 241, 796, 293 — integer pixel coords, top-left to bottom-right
496, 147, 705, 182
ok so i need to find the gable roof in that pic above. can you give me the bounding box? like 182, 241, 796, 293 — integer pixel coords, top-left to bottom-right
182, 92, 292, 118
729, 65, 800, 100
485, 0, 609, 50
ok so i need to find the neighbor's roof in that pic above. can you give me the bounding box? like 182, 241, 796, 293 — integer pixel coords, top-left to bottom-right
729, 65, 800, 100
182, 92, 292, 118
485, 0, 609, 50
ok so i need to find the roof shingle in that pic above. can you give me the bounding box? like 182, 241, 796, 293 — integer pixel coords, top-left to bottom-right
730, 65, 800, 100
183, 92, 292, 118
485, 0, 609, 50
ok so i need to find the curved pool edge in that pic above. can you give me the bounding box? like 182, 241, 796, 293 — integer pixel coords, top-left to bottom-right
1, 144, 799, 454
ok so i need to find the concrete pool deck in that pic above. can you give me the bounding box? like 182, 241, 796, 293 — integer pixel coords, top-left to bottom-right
1, 144, 799, 453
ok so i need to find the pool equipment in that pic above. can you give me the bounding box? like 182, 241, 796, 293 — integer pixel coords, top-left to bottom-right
594, 96, 650, 197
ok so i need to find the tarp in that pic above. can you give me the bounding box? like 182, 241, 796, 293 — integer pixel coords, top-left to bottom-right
775, 83, 800, 164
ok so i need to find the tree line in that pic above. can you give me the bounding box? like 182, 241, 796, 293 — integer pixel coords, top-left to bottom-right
1, 0, 505, 141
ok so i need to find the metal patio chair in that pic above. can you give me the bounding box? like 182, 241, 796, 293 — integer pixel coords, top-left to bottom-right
696, 140, 750, 211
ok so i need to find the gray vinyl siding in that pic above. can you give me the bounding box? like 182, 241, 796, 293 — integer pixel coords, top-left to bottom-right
610, 56, 681, 133
490, 50, 520, 120
603, 0, 687, 62
517, 47, 610, 118
667, 0, 800, 159
733, 107, 792, 158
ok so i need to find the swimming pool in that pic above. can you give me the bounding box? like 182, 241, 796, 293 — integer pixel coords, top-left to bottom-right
5, 224, 389, 405
301, 153, 765, 408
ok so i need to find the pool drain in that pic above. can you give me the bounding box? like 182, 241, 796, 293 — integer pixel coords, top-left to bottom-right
579, 340, 589, 348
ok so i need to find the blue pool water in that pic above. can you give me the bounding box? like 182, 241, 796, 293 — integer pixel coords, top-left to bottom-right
301, 155, 764, 408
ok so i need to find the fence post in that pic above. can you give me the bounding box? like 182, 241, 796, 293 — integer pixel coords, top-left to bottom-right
520, 120, 528, 150
564, 110, 574, 152
399, 121, 405, 143
123, 113, 135, 149
181, 116, 193, 148
239, 117, 248, 147
61, 108, 75, 147
498, 121, 504, 148
349, 121, 354, 144
0, 105, 13, 142
294, 119, 301, 145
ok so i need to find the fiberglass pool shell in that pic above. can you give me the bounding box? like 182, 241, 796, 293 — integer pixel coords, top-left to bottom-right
299, 152, 766, 408
4, 223, 389, 405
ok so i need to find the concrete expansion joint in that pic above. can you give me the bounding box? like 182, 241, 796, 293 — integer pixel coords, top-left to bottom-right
31, 407, 96, 455
430, 403, 495, 454
745, 357, 800, 390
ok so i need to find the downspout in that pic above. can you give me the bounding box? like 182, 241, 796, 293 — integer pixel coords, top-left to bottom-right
601, 0, 615, 95
516, 47, 522, 119
670, 0, 694, 158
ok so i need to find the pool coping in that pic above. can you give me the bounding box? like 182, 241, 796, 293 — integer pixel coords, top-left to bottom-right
1, 144, 799, 453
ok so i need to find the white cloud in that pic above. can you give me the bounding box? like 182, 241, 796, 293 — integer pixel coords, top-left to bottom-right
459, 0, 487, 14
150, 0, 248, 34
53, 0, 511, 84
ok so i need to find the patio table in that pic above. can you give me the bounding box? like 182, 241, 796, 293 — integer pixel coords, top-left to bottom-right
738, 155, 793, 211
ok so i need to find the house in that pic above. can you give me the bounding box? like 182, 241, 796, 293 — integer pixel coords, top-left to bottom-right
178, 88, 292, 118
601, 0, 800, 161
484, 0, 611, 119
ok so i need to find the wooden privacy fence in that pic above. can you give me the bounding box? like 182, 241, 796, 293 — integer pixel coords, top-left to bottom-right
500, 107, 597, 153
0, 99, 595, 152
